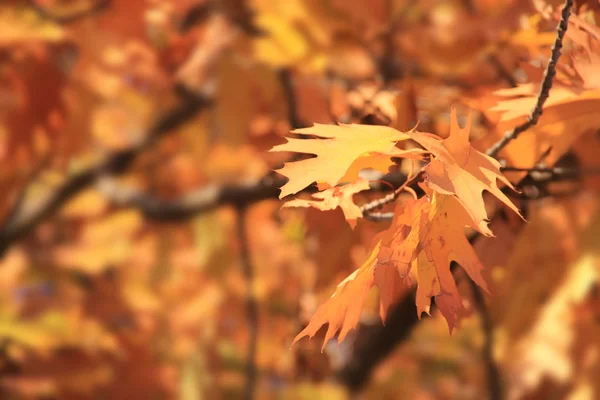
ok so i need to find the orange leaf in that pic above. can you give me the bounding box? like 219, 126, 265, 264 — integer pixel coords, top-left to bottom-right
271, 123, 424, 198
295, 192, 493, 347
409, 107, 522, 235
376, 194, 488, 332
292, 241, 381, 350
414, 193, 489, 331
283, 178, 370, 228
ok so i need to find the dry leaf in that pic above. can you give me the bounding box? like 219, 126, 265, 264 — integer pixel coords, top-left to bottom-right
271, 123, 423, 198
283, 178, 370, 228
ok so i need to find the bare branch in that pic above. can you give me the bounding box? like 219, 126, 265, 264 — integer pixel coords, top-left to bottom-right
98, 174, 283, 221
502, 165, 600, 177
486, 0, 574, 158
0, 95, 210, 258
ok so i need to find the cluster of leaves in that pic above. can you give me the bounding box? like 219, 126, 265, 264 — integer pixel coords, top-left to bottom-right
275, 108, 523, 348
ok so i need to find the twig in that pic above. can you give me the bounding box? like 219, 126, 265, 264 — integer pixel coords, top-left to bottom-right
501, 165, 600, 176
0, 95, 210, 259
237, 207, 258, 400
360, 170, 424, 214
363, 212, 395, 222
485, 0, 574, 158
469, 280, 503, 400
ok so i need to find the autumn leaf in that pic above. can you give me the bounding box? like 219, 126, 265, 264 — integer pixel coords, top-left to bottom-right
414, 193, 489, 330
408, 107, 522, 235
292, 241, 380, 350
295, 191, 492, 348
283, 178, 370, 228
376, 193, 489, 331
271, 123, 424, 198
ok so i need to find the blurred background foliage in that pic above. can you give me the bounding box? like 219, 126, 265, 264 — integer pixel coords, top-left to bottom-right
0, 0, 599, 399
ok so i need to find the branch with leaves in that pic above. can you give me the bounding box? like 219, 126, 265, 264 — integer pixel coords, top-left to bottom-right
486, 0, 574, 158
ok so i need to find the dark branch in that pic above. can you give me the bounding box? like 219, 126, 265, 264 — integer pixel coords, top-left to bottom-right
98, 174, 283, 221
278, 69, 305, 130
337, 290, 420, 391
502, 165, 600, 177
0, 95, 210, 258
486, 0, 574, 158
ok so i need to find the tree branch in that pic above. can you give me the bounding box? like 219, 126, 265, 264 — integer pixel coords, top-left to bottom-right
0, 95, 210, 258
485, 0, 574, 158
360, 170, 425, 214
502, 165, 600, 177
97, 174, 283, 221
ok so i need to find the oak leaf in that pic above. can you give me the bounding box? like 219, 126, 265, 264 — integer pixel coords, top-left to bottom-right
283, 178, 370, 228
377, 193, 488, 331
292, 241, 381, 350
294, 192, 492, 348
271, 123, 424, 198
408, 107, 522, 235
413, 193, 489, 330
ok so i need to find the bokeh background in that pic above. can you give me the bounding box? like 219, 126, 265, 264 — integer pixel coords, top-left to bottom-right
0, 0, 599, 399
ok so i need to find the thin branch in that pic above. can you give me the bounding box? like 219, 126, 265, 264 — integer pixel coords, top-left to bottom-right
0, 157, 50, 232
363, 212, 395, 222
359, 170, 425, 214
502, 165, 600, 176
237, 207, 258, 400
97, 174, 282, 221
486, 0, 574, 158
0, 95, 210, 258
99, 169, 414, 221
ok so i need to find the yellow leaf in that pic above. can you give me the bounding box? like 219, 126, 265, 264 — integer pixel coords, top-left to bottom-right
271, 123, 423, 198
